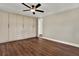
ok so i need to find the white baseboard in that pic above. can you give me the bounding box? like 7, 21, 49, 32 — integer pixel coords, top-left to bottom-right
41, 37, 79, 48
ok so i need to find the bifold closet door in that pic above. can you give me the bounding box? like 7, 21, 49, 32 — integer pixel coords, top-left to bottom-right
23, 17, 36, 38
0, 12, 8, 43
9, 13, 17, 41
16, 15, 23, 40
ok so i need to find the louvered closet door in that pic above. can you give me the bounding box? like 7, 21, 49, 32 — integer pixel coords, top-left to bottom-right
0, 11, 8, 43
23, 16, 36, 39
9, 13, 16, 41
16, 15, 23, 40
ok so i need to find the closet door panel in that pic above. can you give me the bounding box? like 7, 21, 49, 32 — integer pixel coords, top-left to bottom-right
9, 13, 16, 41
31, 18, 36, 37
16, 15, 23, 40
23, 16, 28, 39
0, 12, 8, 43
23, 17, 36, 38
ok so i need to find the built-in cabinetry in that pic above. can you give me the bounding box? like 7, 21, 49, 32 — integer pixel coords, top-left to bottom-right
0, 11, 36, 43
16, 15, 23, 40
9, 13, 17, 41
23, 16, 36, 38
0, 11, 8, 43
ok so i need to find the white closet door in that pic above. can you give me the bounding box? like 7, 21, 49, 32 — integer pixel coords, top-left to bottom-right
32, 18, 36, 37
9, 13, 16, 41
16, 15, 23, 40
0, 12, 8, 43
23, 17, 36, 38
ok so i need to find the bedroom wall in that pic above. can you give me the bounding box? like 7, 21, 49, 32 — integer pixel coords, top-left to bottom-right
43, 8, 79, 46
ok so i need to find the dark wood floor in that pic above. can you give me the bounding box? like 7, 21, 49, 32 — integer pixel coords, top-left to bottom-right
0, 37, 79, 56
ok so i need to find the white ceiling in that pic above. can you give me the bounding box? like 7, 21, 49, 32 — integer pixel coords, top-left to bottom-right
0, 3, 79, 17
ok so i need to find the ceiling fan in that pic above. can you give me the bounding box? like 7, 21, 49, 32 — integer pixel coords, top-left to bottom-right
22, 3, 44, 15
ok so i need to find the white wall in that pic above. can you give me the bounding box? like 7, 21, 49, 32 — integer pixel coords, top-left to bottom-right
43, 8, 79, 46
0, 11, 36, 43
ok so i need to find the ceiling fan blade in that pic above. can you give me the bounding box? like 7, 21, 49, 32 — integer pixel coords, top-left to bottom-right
36, 3, 41, 8
23, 10, 30, 11
35, 10, 44, 13
33, 12, 35, 15
22, 3, 31, 8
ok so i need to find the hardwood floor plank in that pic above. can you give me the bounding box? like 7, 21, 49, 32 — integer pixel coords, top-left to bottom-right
7, 43, 17, 56
0, 37, 79, 56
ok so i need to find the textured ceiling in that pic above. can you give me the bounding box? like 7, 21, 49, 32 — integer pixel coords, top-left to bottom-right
0, 3, 79, 17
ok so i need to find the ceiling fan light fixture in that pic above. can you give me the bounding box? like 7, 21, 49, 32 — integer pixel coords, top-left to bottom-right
30, 9, 35, 12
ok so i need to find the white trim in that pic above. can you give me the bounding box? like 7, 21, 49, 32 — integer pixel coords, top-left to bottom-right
41, 37, 79, 48
38, 18, 43, 37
